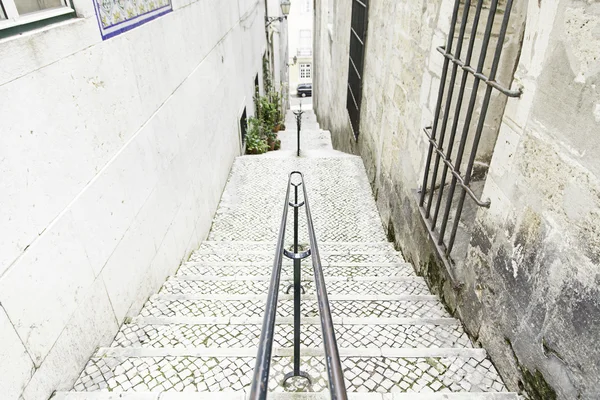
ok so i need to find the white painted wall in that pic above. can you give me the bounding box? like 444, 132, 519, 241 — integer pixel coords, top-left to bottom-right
287, 0, 313, 90
0, 0, 267, 398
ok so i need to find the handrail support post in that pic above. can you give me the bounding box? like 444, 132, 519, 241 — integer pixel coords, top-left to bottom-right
293, 183, 301, 375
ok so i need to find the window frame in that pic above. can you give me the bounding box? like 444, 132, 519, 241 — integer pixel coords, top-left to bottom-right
299, 63, 312, 79
0, 0, 74, 32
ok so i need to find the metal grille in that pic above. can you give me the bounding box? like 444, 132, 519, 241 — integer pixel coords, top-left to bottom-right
346, 0, 368, 139
419, 0, 521, 263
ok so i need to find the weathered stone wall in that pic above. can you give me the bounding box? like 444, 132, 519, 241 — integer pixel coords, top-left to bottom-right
314, 0, 600, 399
0, 1, 267, 398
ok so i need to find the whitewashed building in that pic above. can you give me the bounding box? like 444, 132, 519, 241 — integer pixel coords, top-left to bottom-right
287, 0, 313, 93
0, 0, 288, 398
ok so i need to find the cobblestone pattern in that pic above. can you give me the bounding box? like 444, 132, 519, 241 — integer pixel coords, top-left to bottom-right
207, 157, 387, 242
195, 242, 396, 253
141, 298, 450, 319
159, 278, 429, 296
74, 356, 505, 393
69, 113, 510, 396
177, 263, 415, 278
188, 252, 405, 264
113, 323, 472, 349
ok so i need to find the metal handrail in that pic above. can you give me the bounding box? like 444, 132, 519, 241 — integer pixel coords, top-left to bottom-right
301, 173, 348, 399
249, 171, 348, 400
249, 174, 292, 396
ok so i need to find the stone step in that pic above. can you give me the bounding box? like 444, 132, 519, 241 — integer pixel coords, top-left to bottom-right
159, 277, 429, 296
55, 393, 520, 400
96, 347, 487, 358
140, 297, 451, 319
188, 251, 405, 264
178, 262, 415, 277
72, 352, 507, 393
195, 240, 396, 253
111, 321, 472, 349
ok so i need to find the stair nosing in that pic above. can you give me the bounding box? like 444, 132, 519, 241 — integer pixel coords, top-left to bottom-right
95, 346, 488, 359
182, 261, 413, 267
151, 294, 438, 302
169, 275, 423, 282
54, 393, 520, 400
131, 316, 460, 326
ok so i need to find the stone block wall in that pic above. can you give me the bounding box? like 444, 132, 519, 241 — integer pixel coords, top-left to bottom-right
0, 0, 267, 398
314, 0, 600, 398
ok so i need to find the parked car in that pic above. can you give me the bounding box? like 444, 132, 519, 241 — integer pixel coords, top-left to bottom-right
297, 83, 312, 97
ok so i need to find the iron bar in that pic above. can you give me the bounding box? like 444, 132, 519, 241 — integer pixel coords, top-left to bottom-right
423, 127, 490, 207
431, 0, 485, 228
249, 174, 292, 400
446, 0, 515, 254
425, 0, 473, 219
436, 46, 521, 97
437, 0, 500, 248
419, 0, 462, 207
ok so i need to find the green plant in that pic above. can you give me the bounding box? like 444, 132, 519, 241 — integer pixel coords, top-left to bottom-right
245, 117, 269, 154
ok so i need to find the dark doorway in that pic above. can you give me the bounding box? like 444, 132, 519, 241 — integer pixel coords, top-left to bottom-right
240, 107, 248, 149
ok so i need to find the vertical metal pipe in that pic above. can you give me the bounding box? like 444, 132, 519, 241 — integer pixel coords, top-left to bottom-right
437, 0, 499, 247
296, 111, 302, 157
419, 0, 462, 208
425, 0, 473, 219
432, 0, 484, 228
447, 0, 515, 254
293, 183, 301, 375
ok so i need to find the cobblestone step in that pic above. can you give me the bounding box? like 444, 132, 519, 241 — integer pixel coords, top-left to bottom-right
188, 251, 405, 264
196, 240, 396, 253
159, 276, 429, 296
177, 262, 415, 277
55, 393, 520, 400
72, 353, 507, 393
140, 297, 451, 319
111, 321, 472, 349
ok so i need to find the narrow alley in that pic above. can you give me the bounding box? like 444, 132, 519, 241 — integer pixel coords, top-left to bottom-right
55, 110, 517, 399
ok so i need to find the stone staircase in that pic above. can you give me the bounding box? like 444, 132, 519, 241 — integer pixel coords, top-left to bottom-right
54, 109, 518, 399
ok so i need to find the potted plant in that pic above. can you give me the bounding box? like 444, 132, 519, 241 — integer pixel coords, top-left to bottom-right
245, 117, 269, 154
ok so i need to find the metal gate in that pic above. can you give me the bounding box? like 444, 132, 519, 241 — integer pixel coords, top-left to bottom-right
419, 0, 521, 264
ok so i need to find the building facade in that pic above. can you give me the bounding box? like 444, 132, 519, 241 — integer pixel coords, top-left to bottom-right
0, 0, 284, 398
314, 0, 600, 399
288, 0, 314, 93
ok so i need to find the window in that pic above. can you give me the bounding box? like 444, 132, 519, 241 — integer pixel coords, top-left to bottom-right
299, 63, 311, 79
346, 0, 368, 139
0, 0, 74, 32
419, 0, 521, 264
